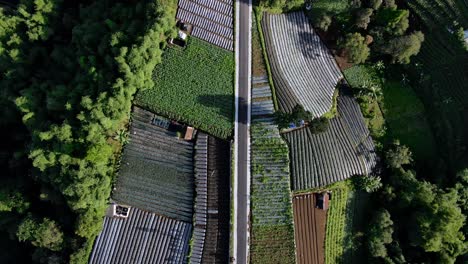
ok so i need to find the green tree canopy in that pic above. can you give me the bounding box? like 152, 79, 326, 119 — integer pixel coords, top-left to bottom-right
379, 31, 424, 64
342, 32, 370, 64
385, 140, 413, 169
367, 208, 394, 258
355, 8, 374, 30
17, 217, 64, 251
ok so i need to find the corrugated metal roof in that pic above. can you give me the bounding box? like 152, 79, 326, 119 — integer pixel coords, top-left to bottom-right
89, 208, 192, 264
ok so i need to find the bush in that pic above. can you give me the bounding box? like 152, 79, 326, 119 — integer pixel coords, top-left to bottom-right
315, 14, 332, 32
308, 117, 330, 134
385, 140, 413, 169
352, 175, 383, 193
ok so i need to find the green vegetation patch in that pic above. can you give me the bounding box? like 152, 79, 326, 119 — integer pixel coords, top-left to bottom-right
136, 37, 234, 139
382, 82, 437, 161
325, 186, 349, 264
344, 65, 385, 137
250, 224, 296, 264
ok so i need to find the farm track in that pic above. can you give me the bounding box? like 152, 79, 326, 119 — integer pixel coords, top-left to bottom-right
261, 12, 342, 116
283, 89, 378, 190
293, 194, 326, 264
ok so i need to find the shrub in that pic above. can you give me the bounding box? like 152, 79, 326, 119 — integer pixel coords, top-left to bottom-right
308, 117, 330, 134
315, 14, 332, 32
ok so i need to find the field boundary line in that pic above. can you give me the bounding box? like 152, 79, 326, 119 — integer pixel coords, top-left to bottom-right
232, 0, 240, 260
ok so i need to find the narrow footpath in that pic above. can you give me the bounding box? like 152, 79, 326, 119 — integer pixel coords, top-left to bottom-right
233, 0, 251, 263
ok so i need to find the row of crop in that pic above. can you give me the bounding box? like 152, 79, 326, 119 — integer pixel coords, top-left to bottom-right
250, 101, 296, 263
262, 12, 342, 116
324, 187, 350, 264
135, 37, 234, 139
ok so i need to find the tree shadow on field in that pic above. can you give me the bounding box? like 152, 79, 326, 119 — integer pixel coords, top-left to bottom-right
197, 94, 277, 126
283, 12, 329, 60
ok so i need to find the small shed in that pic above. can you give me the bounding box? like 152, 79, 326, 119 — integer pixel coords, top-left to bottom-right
184, 126, 195, 141
316, 192, 330, 210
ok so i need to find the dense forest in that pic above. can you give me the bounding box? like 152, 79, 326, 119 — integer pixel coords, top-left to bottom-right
0, 0, 177, 262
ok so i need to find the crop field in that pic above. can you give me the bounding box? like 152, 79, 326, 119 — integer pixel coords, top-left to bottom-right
262, 11, 343, 116
382, 82, 437, 161
250, 83, 295, 264
324, 187, 349, 264
135, 37, 234, 139
293, 193, 327, 264
283, 90, 378, 190
112, 107, 194, 223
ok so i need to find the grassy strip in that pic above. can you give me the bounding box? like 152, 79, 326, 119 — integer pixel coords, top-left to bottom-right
254, 8, 278, 111
136, 37, 234, 139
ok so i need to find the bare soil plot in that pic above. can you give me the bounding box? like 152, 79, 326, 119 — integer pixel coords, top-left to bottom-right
293, 193, 327, 264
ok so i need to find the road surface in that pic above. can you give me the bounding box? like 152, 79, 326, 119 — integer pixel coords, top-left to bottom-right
233, 0, 251, 262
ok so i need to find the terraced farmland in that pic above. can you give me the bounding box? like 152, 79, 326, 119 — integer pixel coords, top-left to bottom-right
293, 193, 327, 264
89, 208, 192, 264
262, 11, 343, 116
176, 0, 233, 50
250, 80, 296, 264
112, 107, 194, 222
283, 89, 378, 190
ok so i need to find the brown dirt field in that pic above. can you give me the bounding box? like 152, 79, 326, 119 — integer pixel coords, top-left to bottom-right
293, 193, 327, 264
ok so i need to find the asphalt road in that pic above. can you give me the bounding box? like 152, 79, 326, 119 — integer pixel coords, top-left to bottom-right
235, 0, 251, 262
